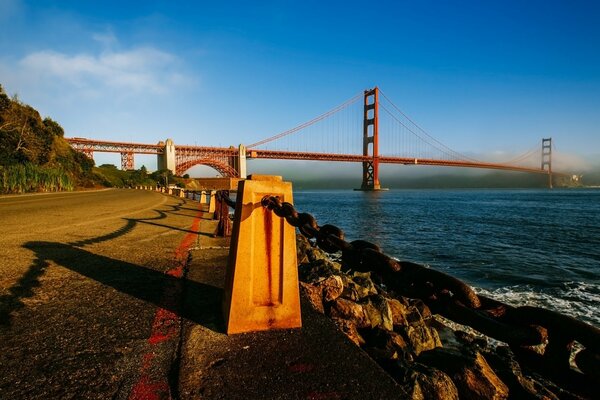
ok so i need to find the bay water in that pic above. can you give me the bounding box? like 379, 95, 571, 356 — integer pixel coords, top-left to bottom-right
293, 189, 600, 327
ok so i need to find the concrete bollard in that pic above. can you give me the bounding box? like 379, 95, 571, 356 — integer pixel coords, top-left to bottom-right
208, 190, 217, 213
222, 175, 301, 334
200, 191, 207, 204
168, 188, 173, 195
179, 189, 185, 198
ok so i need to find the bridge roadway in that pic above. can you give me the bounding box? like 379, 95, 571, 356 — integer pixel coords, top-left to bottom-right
250, 149, 558, 175
0, 189, 205, 399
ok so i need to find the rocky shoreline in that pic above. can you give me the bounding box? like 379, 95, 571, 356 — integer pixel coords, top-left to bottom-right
296, 234, 589, 399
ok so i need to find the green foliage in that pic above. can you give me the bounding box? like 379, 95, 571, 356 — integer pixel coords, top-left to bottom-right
0, 83, 98, 192
43, 117, 64, 137
0, 163, 74, 194
93, 164, 157, 188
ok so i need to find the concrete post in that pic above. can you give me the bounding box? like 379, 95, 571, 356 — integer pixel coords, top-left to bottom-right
222, 175, 301, 334
238, 144, 247, 179
208, 190, 217, 213
200, 191, 207, 204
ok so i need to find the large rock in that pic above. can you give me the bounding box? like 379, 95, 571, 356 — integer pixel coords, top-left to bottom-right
388, 298, 409, 327
363, 295, 394, 331
400, 323, 442, 356
483, 346, 561, 400
296, 234, 312, 264
332, 318, 365, 347
341, 272, 378, 301
361, 328, 411, 361
299, 258, 341, 284
300, 282, 324, 314
318, 274, 344, 302
381, 360, 459, 400
410, 365, 460, 400
417, 347, 509, 400
328, 298, 371, 328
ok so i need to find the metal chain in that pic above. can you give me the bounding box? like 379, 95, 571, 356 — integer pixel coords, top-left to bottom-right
256, 194, 599, 395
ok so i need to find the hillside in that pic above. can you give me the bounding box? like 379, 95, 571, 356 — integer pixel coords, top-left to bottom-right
0, 84, 97, 193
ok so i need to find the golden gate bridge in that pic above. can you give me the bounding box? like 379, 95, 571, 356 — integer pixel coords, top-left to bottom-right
66, 87, 566, 189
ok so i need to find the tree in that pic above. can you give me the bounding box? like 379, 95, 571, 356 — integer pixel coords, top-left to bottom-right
0, 83, 101, 190
150, 168, 174, 186
43, 118, 64, 137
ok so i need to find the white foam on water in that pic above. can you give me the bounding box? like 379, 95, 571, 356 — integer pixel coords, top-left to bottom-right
474, 281, 600, 328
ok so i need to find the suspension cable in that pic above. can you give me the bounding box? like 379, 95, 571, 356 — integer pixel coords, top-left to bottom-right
379, 90, 481, 162
246, 92, 363, 149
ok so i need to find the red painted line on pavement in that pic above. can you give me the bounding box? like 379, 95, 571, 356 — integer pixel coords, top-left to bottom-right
129, 206, 204, 400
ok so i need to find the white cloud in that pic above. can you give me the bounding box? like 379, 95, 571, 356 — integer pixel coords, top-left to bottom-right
18, 45, 188, 94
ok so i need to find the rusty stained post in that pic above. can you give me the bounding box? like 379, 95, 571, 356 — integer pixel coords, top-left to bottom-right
356, 87, 386, 191
208, 190, 217, 213
222, 175, 301, 334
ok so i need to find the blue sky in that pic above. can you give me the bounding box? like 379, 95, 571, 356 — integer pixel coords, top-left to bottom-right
1, 0, 599, 174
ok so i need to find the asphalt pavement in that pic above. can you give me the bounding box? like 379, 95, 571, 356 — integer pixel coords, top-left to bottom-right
0, 189, 205, 399
0, 188, 406, 400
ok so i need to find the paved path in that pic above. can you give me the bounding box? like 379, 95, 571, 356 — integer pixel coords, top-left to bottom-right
0, 189, 206, 399
1, 188, 406, 399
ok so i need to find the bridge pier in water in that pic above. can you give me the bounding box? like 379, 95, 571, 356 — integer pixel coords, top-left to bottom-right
356, 87, 387, 191
542, 137, 553, 189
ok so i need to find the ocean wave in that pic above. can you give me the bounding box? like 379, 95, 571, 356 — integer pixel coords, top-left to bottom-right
474, 281, 600, 327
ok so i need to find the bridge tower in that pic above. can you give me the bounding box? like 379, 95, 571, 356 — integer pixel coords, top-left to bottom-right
226, 144, 247, 178
542, 137, 552, 188
235, 144, 247, 178
157, 138, 176, 174
357, 87, 385, 191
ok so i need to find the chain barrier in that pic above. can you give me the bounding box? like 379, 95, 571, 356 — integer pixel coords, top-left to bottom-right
253, 194, 599, 396
213, 191, 233, 237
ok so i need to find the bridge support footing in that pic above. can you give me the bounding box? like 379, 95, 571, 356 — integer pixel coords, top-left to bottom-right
356, 87, 388, 191
353, 187, 389, 191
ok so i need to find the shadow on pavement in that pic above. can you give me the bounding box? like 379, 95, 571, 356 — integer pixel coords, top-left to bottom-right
0, 257, 50, 326
2, 196, 218, 329
21, 241, 224, 333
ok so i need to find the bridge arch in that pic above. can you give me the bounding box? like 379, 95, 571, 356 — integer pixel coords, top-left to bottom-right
176, 158, 239, 177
